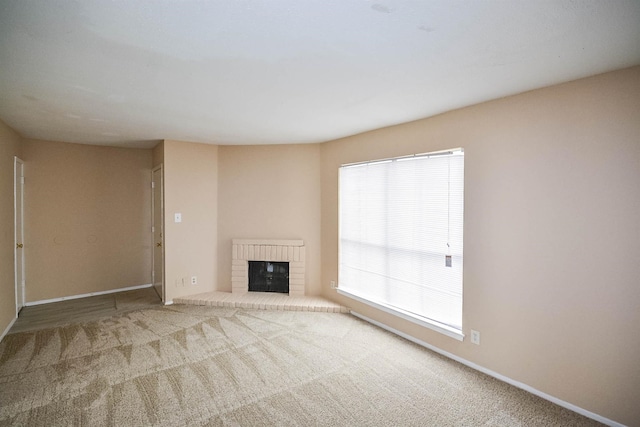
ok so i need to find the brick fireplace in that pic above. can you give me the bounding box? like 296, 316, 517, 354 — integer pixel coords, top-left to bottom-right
232, 239, 305, 297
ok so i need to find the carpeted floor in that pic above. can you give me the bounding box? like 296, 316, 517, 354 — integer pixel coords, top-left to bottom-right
0, 305, 601, 426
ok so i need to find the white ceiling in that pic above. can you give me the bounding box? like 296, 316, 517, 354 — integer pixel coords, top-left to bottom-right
1, 0, 639, 148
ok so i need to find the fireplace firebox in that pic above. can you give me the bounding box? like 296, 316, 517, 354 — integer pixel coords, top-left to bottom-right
248, 261, 289, 293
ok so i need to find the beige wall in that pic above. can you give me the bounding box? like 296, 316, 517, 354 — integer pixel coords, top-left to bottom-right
0, 120, 22, 336
163, 140, 218, 302
217, 144, 322, 295
22, 140, 153, 301
152, 140, 164, 167
320, 66, 640, 425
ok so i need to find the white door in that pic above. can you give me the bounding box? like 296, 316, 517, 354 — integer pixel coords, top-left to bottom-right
152, 165, 164, 302
14, 157, 25, 315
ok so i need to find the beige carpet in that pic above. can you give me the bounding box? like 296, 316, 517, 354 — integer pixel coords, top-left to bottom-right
0, 305, 601, 426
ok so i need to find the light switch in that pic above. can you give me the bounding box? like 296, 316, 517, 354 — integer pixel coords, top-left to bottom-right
174, 213, 182, 223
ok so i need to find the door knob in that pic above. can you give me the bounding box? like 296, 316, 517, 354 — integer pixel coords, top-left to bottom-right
16, 243, 23, 248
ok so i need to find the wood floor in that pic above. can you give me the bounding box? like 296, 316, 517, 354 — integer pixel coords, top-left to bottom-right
9, 287, 162, 334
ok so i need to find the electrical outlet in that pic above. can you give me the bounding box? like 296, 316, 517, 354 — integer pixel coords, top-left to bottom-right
330, 280, 337, 289
191, 276, 197, 285
471, 330, 481, 345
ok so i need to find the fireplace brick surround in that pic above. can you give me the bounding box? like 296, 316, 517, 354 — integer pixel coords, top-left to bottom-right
232, 239, 305, 297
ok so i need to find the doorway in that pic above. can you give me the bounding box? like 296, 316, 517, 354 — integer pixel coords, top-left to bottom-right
151, 165, 164, 302
14, 157, 25, 315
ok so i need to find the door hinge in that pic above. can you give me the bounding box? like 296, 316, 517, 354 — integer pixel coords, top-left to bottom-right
152, 226, 155, 233
151, 181, 155, 188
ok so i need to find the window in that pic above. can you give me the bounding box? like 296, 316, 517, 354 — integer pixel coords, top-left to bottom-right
338, 149, 464, 339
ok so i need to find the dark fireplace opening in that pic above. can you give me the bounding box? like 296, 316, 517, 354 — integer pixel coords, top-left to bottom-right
248, 261, 289, 293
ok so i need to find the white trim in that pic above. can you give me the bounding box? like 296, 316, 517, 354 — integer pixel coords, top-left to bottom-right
24, 284, 153, 307
338, 288, 464, 341
0, 316, 18, 343
341, 147, 464, 168
164, 300, 174, 305
350, 311, 625, 427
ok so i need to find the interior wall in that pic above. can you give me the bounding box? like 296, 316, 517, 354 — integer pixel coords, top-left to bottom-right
163, 140, 218, 302
21, 139, 153, 302
152, 140, 164, 167
0, 120, 22, 336
217, 144, 322, 295
320, 66, 640, 426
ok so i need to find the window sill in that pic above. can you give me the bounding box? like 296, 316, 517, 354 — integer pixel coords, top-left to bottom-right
337, 288, 464, 341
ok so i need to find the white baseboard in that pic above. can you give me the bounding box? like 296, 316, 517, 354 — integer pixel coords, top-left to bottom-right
24, 284, 153, 307
350, 311, 624, 427
164, 300, 173, 306
0, 316, 18, 342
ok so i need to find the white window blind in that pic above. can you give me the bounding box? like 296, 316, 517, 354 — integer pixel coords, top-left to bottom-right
338, 149, 464, 333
